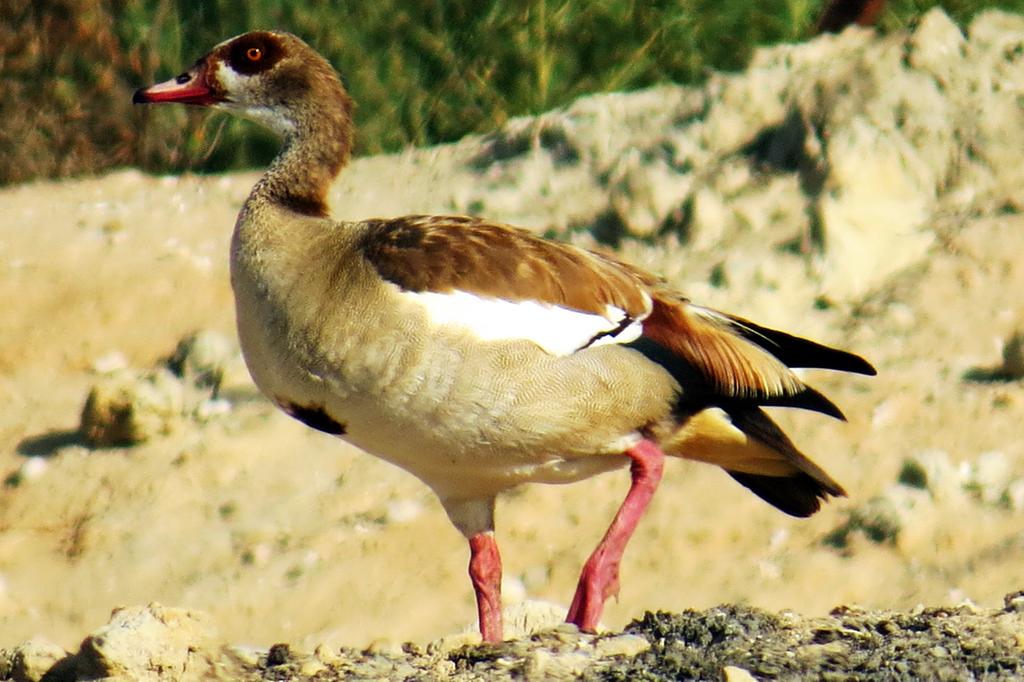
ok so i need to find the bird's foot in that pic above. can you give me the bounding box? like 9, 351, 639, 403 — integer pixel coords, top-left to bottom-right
565, 439, 664, 632
469, 531, 503, 642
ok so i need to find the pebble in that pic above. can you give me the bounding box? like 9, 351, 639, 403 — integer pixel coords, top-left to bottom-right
313, 643, 344, 664
79, 368, 185, 446
168, 330, 236, 390
91, 350, 129, 374
79, 331, 241, 446
18, 457, 48, 482
961, 450, 1014, 505
1003, 592, 1024, 613
8, 637, 68, 682
299, 658, 327, 676
1000, 330, 1024, 379
384, 499, 423, 525
77, 603, 219, 678
1006, 480, 1024, 510
594, 634, 650, 658
722, 666, 758, 682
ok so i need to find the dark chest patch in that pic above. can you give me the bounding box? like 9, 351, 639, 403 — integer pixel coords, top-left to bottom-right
276, 191, 328, 217
280, 401, 347, 435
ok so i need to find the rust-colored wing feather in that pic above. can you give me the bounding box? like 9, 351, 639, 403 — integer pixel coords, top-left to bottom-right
636, 294, 870, 419
718, 312, 877, 376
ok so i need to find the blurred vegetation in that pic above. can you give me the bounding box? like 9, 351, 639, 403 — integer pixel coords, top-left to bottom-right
1, 0, 1022, 185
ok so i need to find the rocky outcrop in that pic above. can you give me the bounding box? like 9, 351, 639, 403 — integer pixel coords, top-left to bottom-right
455, 9, 1024, 301
4, 597, 1024, 680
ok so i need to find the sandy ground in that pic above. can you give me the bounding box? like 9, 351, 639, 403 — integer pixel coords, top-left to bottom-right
1, 162, 1022, 655
1, 14, 1024, 662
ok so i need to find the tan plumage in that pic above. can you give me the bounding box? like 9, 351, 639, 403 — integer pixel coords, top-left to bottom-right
134, 30, 875, 643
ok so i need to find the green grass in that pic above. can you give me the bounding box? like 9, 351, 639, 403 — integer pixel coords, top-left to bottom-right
1, 0, 1023, 184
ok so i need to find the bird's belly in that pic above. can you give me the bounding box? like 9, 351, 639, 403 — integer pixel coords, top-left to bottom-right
248, 349, 637, 497
333, 398, 634, 496
231, 271, 675, 498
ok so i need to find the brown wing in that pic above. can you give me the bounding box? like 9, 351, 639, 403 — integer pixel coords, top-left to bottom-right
358, 213, 870, 418
358, 214, 653, 318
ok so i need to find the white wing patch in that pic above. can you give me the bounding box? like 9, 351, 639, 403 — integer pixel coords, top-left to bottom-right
403, 289, 646, 356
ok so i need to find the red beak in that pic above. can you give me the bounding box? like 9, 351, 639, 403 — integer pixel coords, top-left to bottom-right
133, 66, 219, 106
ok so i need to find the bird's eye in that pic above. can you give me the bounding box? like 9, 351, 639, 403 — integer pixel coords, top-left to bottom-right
246, 47, 263, 62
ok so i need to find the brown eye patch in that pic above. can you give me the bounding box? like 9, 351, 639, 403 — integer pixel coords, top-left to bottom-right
226, 32, 285, 75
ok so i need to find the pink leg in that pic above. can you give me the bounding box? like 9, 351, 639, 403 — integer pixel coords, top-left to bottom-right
566, 438, 665, 632
469, 531, 503, 642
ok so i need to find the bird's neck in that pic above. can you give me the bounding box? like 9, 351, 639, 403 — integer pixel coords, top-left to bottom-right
254, 93, 354, 218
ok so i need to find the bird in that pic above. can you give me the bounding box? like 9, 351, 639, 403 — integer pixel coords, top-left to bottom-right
133, 30, 875, 643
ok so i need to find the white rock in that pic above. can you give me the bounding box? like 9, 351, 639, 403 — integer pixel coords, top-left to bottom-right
18, 457, 48, 482
899, 450, 962, 502
608, 150, 692, 237
9, 637, 69, 682
169, 330, 236, 390
76, 604, 219, 680
960, 450, 1014, 505
384, 498, 423, 525
80, 368, 186, 446
1000, 330, 1024, 379
1004, 479, 1024, 511
909, 8, 968, 88
723, 666, 759, 682
594, 633, 649, 658
502, 600, 567, 639
91, 350, 129, 374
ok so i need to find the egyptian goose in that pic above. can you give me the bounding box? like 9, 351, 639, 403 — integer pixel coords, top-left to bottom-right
134, 31, 875, 643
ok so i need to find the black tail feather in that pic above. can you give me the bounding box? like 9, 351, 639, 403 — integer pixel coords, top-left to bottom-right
758, 384, 847, 421
728, 471, 841, 517
725, 314, 877, 376
726, 408, 847, 516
